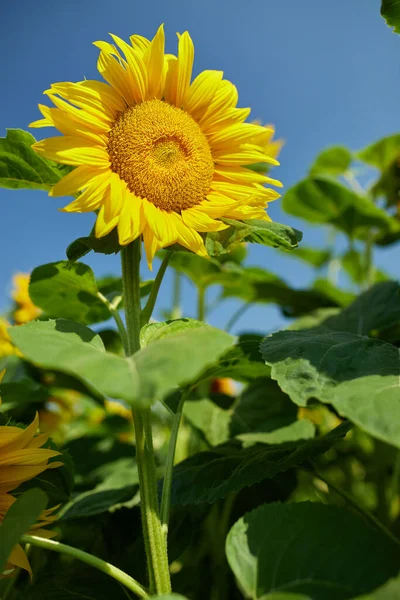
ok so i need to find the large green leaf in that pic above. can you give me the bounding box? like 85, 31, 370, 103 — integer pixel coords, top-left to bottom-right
358, 133, 400, 170
170, 421, 350, 505
320, 281, 400, 335
381, 0, 400, 33
353, 573, 400, 599
282, 177, 392, 238
29, 261, 110, 325
226, 502, 400, 600
10, 319, 234, 408
0, 488, 48, 573
309, 146, 352, 177
261, 329, 400, 448
0, 129, 70, 190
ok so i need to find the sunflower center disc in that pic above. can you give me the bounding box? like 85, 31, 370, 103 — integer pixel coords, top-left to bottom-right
107, 99, 214, 212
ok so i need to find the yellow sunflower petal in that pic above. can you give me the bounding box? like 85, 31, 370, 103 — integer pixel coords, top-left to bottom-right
44, 92, 111, 133
110, 34, 148, 103
182, 207, 228, 232
117, 194, 146, 245
50, 165, 105, 198
97, 49, 136, 105
184, 70, 223, 121
175, 31, 194, 107
61, 171, 110, 212
33, 137, 109, 167
168, 213, 208, 257
95, 204, 119, 238
142, 198, 177, 246
7, 544, 32, 578
142, 226, 161, 269
145, 24, 165, 99
130, 34, 151, 53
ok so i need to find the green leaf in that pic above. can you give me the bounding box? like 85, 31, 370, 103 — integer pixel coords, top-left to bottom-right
10, 319, 234, 409
205, 219, 302, 257
61, 458, 139, 519
321, 281, 400, 335
198, 334, 270, 383
184, 398, 232, 446
358, 133, 400, 170
282, 177, 392, 238
66, 228, 121, 262
0, 129, 71, 191
353, 573, 400, 599
283, 246, 332, 268
140, 318, 205, 347
0, 488, 48, 573
237, 420, 315, 447
29, 261, 110, 325
310, 146, 352, 177
170, 421, 350, 505
150, 596, 190, 600
261, 329, 400, 448
226, 502, 400, 600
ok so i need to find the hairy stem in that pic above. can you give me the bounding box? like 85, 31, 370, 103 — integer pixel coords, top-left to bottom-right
121, 241, 171, 595
20, 535, 148, 598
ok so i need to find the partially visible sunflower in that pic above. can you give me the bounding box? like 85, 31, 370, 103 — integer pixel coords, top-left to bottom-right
0, 413, 62, 494
12, 273, 41, 325
0, 414, 62, 578
30, 25, 282, 267
0, 493, 58, 578
0, 319, 18, 358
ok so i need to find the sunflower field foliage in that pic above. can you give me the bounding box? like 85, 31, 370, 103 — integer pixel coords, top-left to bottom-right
1, 4, 400, 599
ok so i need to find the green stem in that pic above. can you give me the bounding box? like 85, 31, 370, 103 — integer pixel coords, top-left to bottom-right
364, 230, 375, 290
121, 240, 142, 355
160, 393, 186, 536
225, 303, 250, 333
97, 292, 129, 354
171, 271, 182, 320
20, 535, 148, 598
309, 464, 400, 548
141, 253, 172, 326
121, 242, 171, 595
197, 287, 206, 321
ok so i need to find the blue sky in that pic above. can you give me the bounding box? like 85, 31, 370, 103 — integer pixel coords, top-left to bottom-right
0, 0, 399, 333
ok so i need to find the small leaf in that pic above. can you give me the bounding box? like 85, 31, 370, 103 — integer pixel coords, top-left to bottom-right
310, 145, 352, 177
66, 229, 121, 262
140, 318, 205, 347
358, 133, 400, 170
226, 502, 400, 600
30, 261, 110, 325
0, 488, 48, 573
0, 129, 71, 191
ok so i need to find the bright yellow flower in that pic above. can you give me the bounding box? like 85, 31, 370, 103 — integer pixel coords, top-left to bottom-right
0, 493, 58, 578
253, 121, 284, 162
0, 413, 61, 494
0, 319, 18, 358
30, 25, 282, 267
12, 273, 41, 325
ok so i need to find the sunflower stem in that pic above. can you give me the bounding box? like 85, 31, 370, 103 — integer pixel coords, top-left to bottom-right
121, 241, 172, 595
20, 535, 148, 598
197, 287, 206, 321
171, 271, 182, 319
141, 252, 173, 326
160, 392, 186, 537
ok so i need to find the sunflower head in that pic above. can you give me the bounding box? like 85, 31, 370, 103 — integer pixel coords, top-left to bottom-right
12, 273, 41, 325
0, 413, 62, 494
31, 25, 282, 267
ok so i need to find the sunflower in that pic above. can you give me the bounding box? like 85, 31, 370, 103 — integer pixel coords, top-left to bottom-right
0, 319, 18, 359
12, 273, 41, 325
0, 493, 58, 578
30, 25, 282, 267
0, 413, 62, 494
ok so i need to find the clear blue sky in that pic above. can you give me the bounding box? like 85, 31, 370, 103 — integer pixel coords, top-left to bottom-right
1, 0, 399, 333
